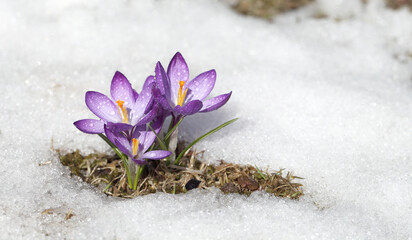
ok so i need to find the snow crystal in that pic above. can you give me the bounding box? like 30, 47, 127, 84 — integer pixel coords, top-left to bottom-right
0, 0, 411, 239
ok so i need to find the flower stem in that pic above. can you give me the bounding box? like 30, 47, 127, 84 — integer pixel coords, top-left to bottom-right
164, 117, 184, 165
132, 165, 145, 190
165, 116, 175, 148
164, 117, 184, 144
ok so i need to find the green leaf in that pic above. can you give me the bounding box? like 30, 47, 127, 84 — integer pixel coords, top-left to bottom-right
103, 181, 112, 193
98, 134, 124, 160
132, 165, 145, 190
164, 117, 184, 142
174, 118, 239, 165
171, 184, 176, 194
255, 165, 267, 180
148, 124, 167, 151
148, 142, 155, 152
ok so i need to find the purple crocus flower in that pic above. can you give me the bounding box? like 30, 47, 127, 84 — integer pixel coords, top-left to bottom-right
104, 124, 171, 165
74, 71, 156, 134
153, 52, 232, 118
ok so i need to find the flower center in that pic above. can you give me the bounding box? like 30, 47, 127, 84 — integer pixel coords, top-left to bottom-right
132, 138, 139, 156
177, 81, 188, 106
116, 100, 129, 124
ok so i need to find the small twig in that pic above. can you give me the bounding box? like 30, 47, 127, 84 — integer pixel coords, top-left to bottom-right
65, 208, 74, 221
39, 160, 52, 166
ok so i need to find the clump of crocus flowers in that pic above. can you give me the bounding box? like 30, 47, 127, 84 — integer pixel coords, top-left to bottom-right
74, 52, 235, 190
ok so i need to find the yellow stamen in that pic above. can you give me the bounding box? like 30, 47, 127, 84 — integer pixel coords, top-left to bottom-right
132, 138, 139, 156
181, 88, 188, 106
177, 81, 188, 106
116, 100, 129, 124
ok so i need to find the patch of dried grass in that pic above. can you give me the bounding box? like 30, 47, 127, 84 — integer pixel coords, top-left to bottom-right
233, 0, 314, 19
385, 0, 412, 10
233, 0, 412, 20
58, 147, 303, 199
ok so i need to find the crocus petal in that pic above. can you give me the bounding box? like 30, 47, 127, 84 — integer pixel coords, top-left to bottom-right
106, 122, 133, 132
167, 52, 190, 101
85, 91, 120, 122
114, 139, 133, 158
200, 92, 232, 113
186, 69, 216, 101
73, 119, 104, 134
142, 150, 171, 160
174, 100, 203, 116
153, 88, 173, 111
141, 130, 156, 153
135, 107, 157, 126
132, 158, 147, 165
147, 115, 166, 152
157, 108, 172, 119
143, 75, 155, 90
151, 115, 165, 134
131, 125, 146, 140
155, 62, 171, 100
110, 71, 135, 108
104, 125, 131, 155
144, 99, 154, 115
131, 82, 154, 121
132, 89, 139, 101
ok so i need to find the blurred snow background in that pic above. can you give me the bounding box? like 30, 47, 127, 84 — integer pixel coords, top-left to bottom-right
0, 0, 411, 239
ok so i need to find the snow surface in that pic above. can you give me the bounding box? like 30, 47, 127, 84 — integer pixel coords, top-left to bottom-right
1, 0, 411, 239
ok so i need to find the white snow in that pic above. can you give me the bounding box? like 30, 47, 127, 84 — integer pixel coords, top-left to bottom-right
1, 0, 411, 239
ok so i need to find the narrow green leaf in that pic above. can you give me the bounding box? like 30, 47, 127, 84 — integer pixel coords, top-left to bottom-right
98, 134, 124, 160
166, 116, 175, 135
123, 159, 133, 188
291, 192, 300, 198
255, 165, 267, 180
148, 142, 155, 152
132, 165, 145, 190
174, 118, 239, 165
164, 117, 184, 142
103, 181, 112, 193
148, 124, 167, 151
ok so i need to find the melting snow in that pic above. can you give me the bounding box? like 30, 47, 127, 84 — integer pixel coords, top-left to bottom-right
0, 0, 411, 239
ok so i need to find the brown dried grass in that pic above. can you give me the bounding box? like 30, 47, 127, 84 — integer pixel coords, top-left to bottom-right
385, 0, 412, 10
58, 147, 303, 199
233, 0, 314, 19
